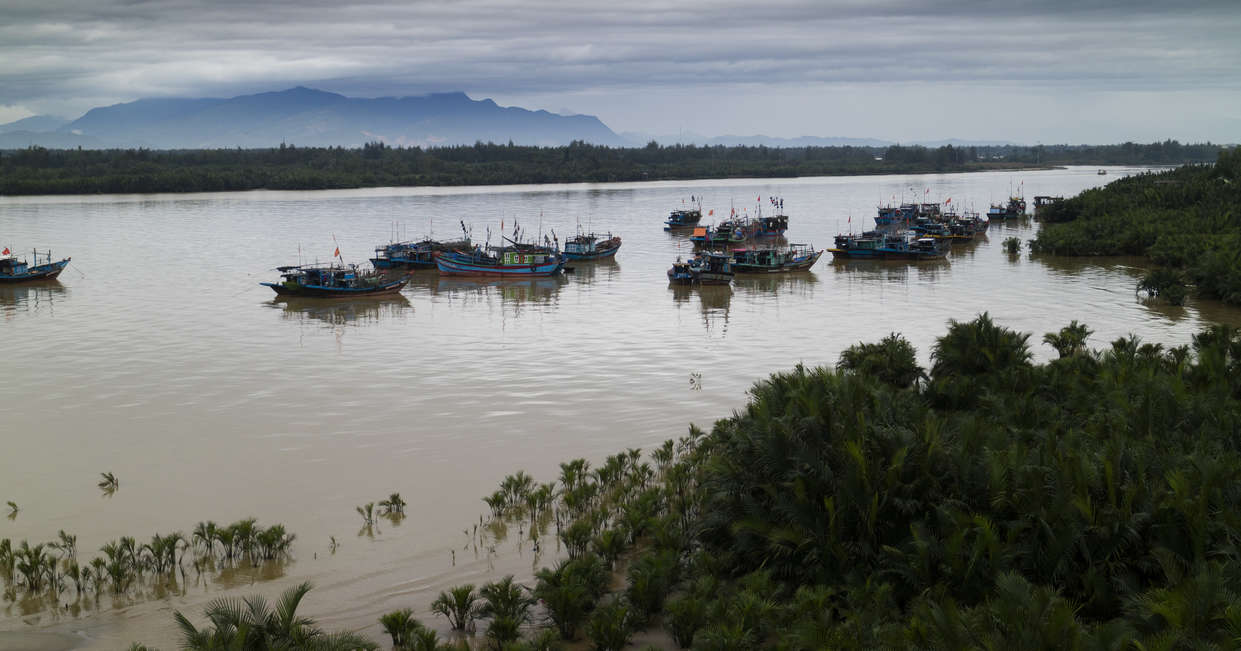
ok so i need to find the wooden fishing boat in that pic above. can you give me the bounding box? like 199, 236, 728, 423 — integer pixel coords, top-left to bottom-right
690, 219, 756, 246
828, 231, 946, 260
667, 258, 695, 285
0, 249, 71, 283
754, 215, 789, 237
667, 252, 734, 285
562, 232, 621, 260
434, 246, 564, 277
664, 208, 703, 230
261, 264, 407, 297
731, 244, 823, 273
371, 238, 471, 270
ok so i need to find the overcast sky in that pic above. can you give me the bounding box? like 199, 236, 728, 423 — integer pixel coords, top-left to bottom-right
1, 0, 1238, 143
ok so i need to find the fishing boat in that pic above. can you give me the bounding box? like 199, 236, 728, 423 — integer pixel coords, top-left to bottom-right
754, 214, 789, 237
434, 245, 564, 277
0, 249, 71, 283
987, 196, 1026, 220
562, 232, 621, 260
664, 208, 703, 230
261, 264, 408, 297
731, 244, 823, 273
667, 252, 734, 285
371, 237, 472, 270
690, 219, 756, 246
828, 231, 946, 260
1098, 169, 1107, 175
1032, 196, 1063, 220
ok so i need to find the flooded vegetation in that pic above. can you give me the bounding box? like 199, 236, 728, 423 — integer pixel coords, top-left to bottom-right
0, 518, 294, 625
3, 167, 1241, 647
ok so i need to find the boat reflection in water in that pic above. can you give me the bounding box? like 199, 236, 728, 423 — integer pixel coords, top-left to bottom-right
732, 272, 819, 298
270, 294, 412, 329
828, 257, 950, 284
671, 283, 733, 334
0, 279, 67, 317
404, 273, 568, 315
565, 257, 620, 286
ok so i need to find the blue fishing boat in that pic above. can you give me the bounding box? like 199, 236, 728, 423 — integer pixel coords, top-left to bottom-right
828, 231, 946, 260
988, 196, 1027, 220
562, 232, 621, 260
261, 264, 407, 297
0, 249, 71, 283
371, 237, 472, 270
731, 244, 823, 273
667, 252, 733, 285
665, 208, 703, 230
875, 203, 919, 226
434, 246, 564, 277
754, 214, 789, 237
690, 219, 756, 246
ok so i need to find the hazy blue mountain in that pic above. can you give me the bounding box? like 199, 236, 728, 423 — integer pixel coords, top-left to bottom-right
0, 130, 104, 149
52, 87, 624, 148
0, 114, 70, 134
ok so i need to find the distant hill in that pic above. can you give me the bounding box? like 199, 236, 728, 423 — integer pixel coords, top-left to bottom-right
0, 115, 70, 134
2, 87, 626, 149
0, 130, 103, 149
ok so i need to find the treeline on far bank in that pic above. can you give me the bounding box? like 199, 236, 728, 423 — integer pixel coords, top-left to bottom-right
0, 139, 1225, 195
1031, 147, 1241, 306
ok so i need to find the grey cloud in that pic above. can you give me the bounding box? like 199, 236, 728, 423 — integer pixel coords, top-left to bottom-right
0, 0, 1238, 141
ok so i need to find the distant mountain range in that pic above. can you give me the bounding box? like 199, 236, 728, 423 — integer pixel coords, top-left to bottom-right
0, 87, 625, 149
0, 87, 1015, 150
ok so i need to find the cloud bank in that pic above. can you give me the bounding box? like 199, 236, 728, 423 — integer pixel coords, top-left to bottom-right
2, 0, 1238, 142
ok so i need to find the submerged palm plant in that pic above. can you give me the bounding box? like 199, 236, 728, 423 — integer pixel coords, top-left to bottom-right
357, 502, 376, 527
98, 472, 119, 493
173, 581, 377, 650
431, 584, 480, 632
5, 501, 17, 519
379, 608, 419, 649
378, 493, 406, 516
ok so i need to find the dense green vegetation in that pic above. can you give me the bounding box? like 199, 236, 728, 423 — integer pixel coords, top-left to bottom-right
533, 315, 1241, 648
121, 315, 1241, 648
1031, 147, 1241, 305
0, 140, 1223, 195
186, 314, 1231, 651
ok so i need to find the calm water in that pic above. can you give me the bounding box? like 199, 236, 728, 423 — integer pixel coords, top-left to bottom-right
2, 166, 1238, 648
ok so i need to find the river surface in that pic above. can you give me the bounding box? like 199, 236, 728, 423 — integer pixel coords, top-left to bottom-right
2, 166, 1239, 649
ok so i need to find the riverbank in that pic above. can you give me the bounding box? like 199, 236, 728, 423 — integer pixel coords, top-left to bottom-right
3, 166, 1237, 649
0, 139, 1220, 196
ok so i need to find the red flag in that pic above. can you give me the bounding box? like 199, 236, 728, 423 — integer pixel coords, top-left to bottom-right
945, 197, 952, 204
757, 195, 761, 202
333, 247, 340, 258
925, 188, 930, 194
1, 248, 8, 255
708, 209, 714, 216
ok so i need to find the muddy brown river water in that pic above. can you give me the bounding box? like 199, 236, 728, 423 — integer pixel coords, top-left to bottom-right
2, 167, 1238, 648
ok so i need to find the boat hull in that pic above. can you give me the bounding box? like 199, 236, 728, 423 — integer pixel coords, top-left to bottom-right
733, 250, 823, 273
371, 256, 437, 270
261, 279, 408, 297
827, 248, 944, 260
434, 252, 564, 277
562, 241, 621, 261
0, 258, 70, 283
